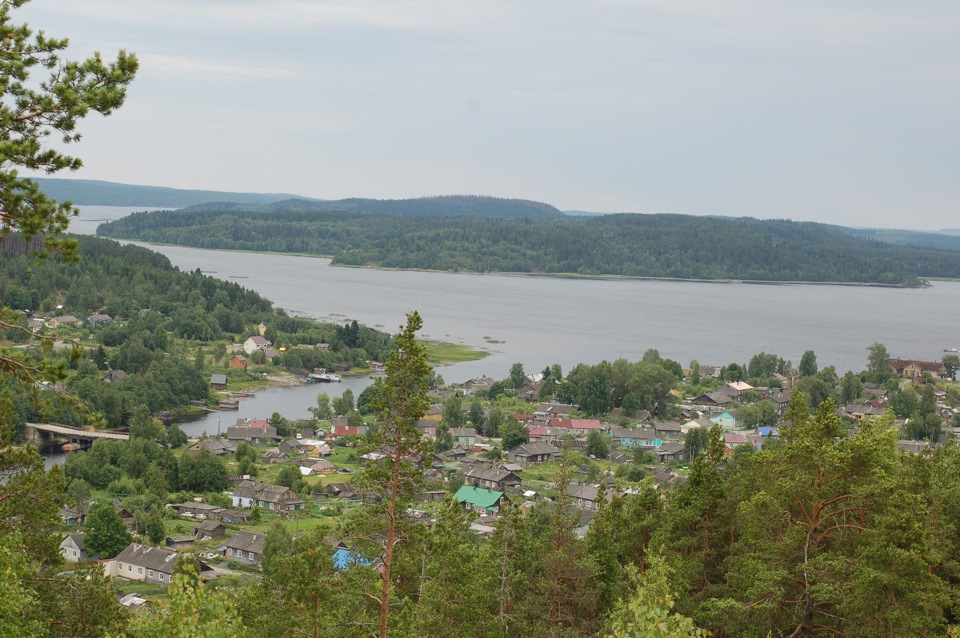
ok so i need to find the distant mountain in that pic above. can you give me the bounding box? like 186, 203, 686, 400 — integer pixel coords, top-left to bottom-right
183, 195, 563, 218
839, 227, 960, 253
32, 178, 312, 207
941, 229, 960, 237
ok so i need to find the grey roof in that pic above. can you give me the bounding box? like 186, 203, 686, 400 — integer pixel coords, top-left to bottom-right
510, 442, 561, 457
464, 467, 520, 484
223, 530, 265, 554
113, 543, 181, 575
210, 374, 228, 385
62, 533, 84, 550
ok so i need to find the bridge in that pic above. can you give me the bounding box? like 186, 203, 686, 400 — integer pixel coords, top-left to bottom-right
25, 422, 129, 449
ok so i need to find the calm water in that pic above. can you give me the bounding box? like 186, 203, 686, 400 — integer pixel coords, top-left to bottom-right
73, 207, 960, 435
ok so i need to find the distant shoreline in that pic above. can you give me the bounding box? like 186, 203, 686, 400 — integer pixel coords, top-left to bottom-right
118, 240, 928, 290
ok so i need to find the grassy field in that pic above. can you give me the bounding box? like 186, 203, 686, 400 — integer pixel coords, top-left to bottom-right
423, 341, 488, 364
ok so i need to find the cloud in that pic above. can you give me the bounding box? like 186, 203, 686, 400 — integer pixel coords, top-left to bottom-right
27, 0, 512, 34
140, 53, 298, 81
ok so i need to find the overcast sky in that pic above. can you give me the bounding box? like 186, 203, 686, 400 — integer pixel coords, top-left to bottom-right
18, 1, 960, 230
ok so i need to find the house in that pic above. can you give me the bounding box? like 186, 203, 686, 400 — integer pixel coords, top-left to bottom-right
711, 411, 739, 431
568, 482, 614, 511
454, 485, 504, 514
222, 530, 265, 566
535, 403, 579, 419
692, 392, 733, 408
456, 376, 498, 395
87, 313, 114, 327
508, 442, 562, 465
228, 354, 247, 369
653, 441, 685, 462
243, 336, 272, 355
606, 426, 649, 447
60, 533, 90, 563
310, 459, 336, 474
515, 380, 543, 403
725, 381, 754, 400
722, 432, 750, 450
229, 480, 305, 512
118, 593, 150, 614
765, 391, 792, 415
681, 417, 714, 434
264, 348, 281, 359
889, 358, 948, 380
27, 318, 43, 333
227, 425, 280, 445
193, 520, 227, 540
101, 370, 127, 384
449, 427, 478, 446
58, 502, 89, 526
186, 438, 237, 457
328, 483, 356, 499
464, 466, 522, 492
261, 449, 290, 464
330, 424, 369, 438
423, 405, 444, 422
653, 422, 684, 440
526, 426, 566, 444
210, 373, 228, 390
165, 535, 195, 549
52, 315, 81, 328
104, 543, 212, 586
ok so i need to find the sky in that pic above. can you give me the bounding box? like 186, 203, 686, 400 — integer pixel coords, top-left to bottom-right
17, 0, 960, 230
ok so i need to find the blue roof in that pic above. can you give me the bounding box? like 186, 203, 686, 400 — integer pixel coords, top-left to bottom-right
333, 548, 370, 570
757, 427, 773, 436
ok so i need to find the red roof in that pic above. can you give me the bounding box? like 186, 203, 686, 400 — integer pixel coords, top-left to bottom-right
247, 419, 269, 429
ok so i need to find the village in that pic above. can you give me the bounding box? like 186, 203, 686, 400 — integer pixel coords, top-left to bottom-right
54, 350, 960, 611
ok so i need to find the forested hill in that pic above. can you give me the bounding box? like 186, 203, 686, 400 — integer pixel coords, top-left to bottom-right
97, 208, 960, 285
180, 194, 564, 218
32, 177, 310, 207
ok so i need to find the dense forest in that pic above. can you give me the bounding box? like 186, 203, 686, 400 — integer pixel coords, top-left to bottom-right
98, 208, 960, 284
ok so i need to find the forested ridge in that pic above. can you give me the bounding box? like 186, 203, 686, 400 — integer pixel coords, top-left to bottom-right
98, 208, 960, 284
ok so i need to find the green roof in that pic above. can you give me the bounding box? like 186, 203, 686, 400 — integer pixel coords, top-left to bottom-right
211, 374, 228, 385
454, 485, 503, 509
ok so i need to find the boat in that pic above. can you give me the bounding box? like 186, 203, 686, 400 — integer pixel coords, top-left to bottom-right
308, 368, 342, 383
946, 347, 959, 353
61, 443, 81, 452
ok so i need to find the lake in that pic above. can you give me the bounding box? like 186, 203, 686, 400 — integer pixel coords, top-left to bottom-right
75, 206, 960, 436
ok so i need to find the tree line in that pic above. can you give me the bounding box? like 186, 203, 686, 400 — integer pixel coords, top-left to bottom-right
97, 209, 960, 284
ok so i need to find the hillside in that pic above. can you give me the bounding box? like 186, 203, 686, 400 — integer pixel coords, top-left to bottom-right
181, 194, 563, 218
32, 177, 311, 207
97, 208, 960, 285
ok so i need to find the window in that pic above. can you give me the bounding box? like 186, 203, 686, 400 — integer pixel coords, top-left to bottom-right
128, 564, 132, 572
138, 567, 143, 574
149, 570, 154, 578
118, 562, 123, 570
72, 550, 78, 557
237, 550, 244, 558
269, 503, 275, 510
228, 548, 234, 556
159, 574, 164, 581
